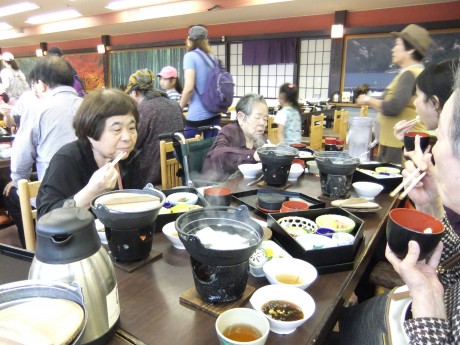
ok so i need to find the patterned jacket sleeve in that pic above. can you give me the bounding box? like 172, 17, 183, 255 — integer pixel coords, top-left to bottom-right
403, 215, 460, 344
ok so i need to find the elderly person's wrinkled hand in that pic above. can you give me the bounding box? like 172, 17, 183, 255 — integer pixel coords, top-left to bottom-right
2, 181, 14, 197
386, 241, 447, 319
86, 163, 119, 195
394, 119, 418, 141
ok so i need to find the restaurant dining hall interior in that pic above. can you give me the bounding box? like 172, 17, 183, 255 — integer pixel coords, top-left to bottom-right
0, 0, 459, 344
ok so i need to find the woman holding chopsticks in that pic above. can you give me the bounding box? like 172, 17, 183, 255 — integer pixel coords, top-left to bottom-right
337, 70, 460, 344
37, 89, 142, 218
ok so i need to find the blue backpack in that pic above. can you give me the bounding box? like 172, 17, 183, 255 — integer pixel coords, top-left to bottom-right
194, 50, 234, 113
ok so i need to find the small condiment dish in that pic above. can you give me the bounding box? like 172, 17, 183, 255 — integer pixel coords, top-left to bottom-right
352, 181, 384, 200
249, 284, 315, 334
315, 214, 355, 233
288, 163, 304, 181
162, 221, 185, 249
263, 257, 317, 290
306, 161, 319, 174
166, 192, 198, 206
239, 163, 263, 178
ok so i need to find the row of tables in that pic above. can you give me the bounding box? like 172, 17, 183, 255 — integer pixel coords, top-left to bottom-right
0, 170, 399, 345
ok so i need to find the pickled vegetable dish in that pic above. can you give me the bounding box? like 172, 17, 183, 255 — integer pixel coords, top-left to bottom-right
261, 300, 304, 321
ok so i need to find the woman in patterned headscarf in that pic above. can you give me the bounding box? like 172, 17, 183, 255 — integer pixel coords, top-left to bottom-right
126, 68, 185, 186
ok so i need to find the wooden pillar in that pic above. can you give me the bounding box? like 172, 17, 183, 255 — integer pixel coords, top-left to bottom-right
101, 35, 110, 88
329, 11, 347, 99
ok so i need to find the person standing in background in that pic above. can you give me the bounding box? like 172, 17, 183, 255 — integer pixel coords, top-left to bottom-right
180, 25, 220, 138
275, 83, 302, 145
357, 24, 432, 165
47, 46, 85, 97
126, 68, 184, 186
157, 66, 182, 102
0, 52, 29, 102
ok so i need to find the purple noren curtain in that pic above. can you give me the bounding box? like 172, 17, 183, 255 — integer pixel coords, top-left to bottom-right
242, 38, 297, 65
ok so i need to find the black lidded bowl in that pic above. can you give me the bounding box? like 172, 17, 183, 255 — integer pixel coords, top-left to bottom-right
91, 184, 165, 230
175, 205, 264, 266
386, 208, 444, 260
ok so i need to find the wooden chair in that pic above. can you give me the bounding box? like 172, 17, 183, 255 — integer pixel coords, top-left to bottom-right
267, 116, 279, 144
338, 111, 349, 144
309, 113, 324, 151
160, 135, 201, 190
18, 179, 41, 252
332, 109, 343, 134
360, 105, 369, 117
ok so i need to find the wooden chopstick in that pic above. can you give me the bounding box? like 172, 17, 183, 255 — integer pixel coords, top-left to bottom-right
389, 167, 421, 197
110, 151, 127, 167
398, 171, 427, 200
405, 116, 420, 126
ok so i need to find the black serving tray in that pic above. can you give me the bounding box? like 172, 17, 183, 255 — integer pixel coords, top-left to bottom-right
232, 189, 325, 219
0, 244, 34, 285
154, 187, 209, 233
352, 162, 403, 193
267, 207, 364, 273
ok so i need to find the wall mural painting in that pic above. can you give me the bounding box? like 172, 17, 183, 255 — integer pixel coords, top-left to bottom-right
15, 53, 104, 91
65, 53, 104, 90
343, 29, 460, 93
109, 47, 186, 90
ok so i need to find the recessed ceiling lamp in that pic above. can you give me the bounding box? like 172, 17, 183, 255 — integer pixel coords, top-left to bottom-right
106, 0, 173, 11
25, 9, 82, 24
0, 2, 39, 18
0, 22, 13, 31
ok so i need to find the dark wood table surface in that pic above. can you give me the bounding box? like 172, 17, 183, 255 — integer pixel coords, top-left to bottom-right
0, 172, 398, 345
110, 173, 398, 345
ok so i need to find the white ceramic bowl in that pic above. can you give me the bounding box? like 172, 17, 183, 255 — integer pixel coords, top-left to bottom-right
250, 284, 316, 334
352, 181, 384, 200
288, 163, 304, 181
166, 192, 198, 206
238, 163, 263, 178
306, 161, 319, 174
162, 221, 185, 249
262, 258, 317, 290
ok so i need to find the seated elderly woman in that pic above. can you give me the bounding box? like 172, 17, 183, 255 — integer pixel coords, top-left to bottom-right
37, 89, 142, 218
337, 69, 460, 344
201, 94, 268, 182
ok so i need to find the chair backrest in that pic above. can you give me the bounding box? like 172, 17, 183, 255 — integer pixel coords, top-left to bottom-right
18, 179, 41, 251
333, 109, 343, 134
360, 105, 369, 117
160, 135, 201, 190
339, 111, 349, 144
309, 113, 324, 151
267, 116, 279, 144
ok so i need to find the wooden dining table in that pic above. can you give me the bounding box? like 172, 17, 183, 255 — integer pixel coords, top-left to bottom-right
0, 172, 399, 345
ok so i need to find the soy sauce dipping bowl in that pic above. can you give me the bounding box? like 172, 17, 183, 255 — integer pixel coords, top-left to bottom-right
249, 284, 315, 334
386, 208, 444, 260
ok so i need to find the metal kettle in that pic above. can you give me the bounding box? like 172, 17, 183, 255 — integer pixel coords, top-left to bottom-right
29, 204, 119, 345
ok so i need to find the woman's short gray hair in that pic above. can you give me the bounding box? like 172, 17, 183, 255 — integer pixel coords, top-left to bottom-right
450, 68, 460, 158
236, 94, 267, 116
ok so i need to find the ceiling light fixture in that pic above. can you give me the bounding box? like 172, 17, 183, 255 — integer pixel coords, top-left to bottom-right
26, 9, 82, 24
0, 2, 39, 18
0, 22, 13, 31
106, 0, 173, 11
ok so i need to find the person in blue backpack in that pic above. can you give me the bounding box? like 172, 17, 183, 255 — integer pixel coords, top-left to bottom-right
180, 25, 222, 138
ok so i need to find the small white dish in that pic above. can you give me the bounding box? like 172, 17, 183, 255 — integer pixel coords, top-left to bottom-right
296, 234, 336, 251
332, 232, 355, 246
250, 284, 316, 334
288, 163, 304, 181
166, 192, 198, 206
263, 257, 317, 290
352, 181, 384, 200
162, 221, 185, 249
238, 163, 263, 178
249, 240, 292, 277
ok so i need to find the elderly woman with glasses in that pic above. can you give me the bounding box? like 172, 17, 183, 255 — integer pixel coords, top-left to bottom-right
201, 94, 268, 182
